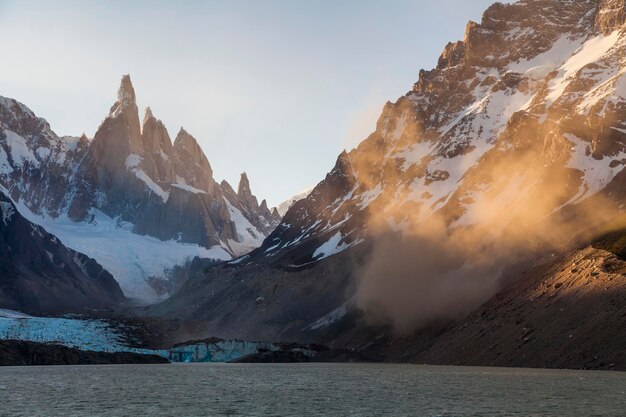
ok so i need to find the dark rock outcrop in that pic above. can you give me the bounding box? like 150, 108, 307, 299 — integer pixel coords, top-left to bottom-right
0, 191, 125, 313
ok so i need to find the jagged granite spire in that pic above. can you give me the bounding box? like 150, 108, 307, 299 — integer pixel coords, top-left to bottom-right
173, 127, 213, 179
88, 74, 143, 183
237, 172, 258, 209
141, 107, 173, 154
143, 106, 154, 125
109, 74, 137, 118
237, 172, 250, 196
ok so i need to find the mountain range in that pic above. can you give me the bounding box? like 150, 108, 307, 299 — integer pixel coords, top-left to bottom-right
1, 0, 626, 369
0, 76, 280, 300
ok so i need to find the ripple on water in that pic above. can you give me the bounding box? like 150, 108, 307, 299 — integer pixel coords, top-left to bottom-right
0, 363, 625, 417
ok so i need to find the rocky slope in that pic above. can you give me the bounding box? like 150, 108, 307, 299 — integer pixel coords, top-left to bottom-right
0, 76, 280, 299
0, 190, 125, 313
154, 0, 626, 359
315, 243, 626, 371
411, 245, 626, 370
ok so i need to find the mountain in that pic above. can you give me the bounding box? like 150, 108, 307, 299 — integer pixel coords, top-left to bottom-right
153, 0, 626, 353
0, 190, 124, 313
275, 187, 313, 216
0, 76, 280, 300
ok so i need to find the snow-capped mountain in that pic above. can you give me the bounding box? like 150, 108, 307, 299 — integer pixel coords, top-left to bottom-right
156, 0, 626, 342
0, 190, 124, 313
0, 76, 280, 300
257, 0, 626, 265
275, 187, 313, 216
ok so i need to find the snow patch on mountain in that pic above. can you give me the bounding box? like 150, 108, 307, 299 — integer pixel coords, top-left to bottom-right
0, 201, 15, 225
171, 182, 207, 194
396, 141, 435, 169
125, 153, 142, 168
546, 30, 622, 106
508, 33, 585, 75
4, 130, 38, 167
565, 133, 626, 203
303, 298, 354, 330
224, 197, 265, 256
276, 187, 314, 216
133, 169, 169, 202
313, 231, 362, 260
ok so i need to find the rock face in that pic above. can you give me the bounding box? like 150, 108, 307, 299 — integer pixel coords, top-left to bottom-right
155, 0, 626, 354
0, 191, 125, 313
0, 76, 281, 298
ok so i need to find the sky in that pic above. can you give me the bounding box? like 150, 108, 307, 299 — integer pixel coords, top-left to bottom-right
0, 0, 500, 207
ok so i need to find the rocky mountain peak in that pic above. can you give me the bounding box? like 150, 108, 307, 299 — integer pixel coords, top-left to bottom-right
437, 41, 465, 69
237, 172, 250, 195
173, 127, 212, 178
0, 96, 51, 139
109, 74, 137, 118
333, 150, 353, 178
220, 179, 235, 194
173, 127, 194, 149
141, 107, 173, 160
237, 172, 258, 209
143, 106, 154, 125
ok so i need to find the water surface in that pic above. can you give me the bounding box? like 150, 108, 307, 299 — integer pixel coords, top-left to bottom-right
0, 363, 625, 416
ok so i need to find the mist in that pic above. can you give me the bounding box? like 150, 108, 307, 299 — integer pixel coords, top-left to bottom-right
354, 129, 620, 334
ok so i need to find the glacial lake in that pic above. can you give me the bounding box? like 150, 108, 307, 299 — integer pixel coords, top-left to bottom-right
0, 363, 625, 416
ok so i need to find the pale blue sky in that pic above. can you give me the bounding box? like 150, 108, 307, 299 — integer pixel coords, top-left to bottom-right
0, 0, 500, 206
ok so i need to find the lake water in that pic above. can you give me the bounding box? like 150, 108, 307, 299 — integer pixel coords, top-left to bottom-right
0, 363, 625, 416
